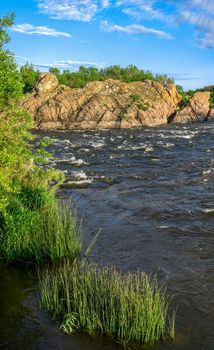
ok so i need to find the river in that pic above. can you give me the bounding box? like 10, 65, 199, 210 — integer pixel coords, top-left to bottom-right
0, 123, 214, 350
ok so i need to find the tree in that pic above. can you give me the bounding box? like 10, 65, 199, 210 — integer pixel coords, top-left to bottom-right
20, 62, 39, 93
49, 67, 60, 77
0, 14, 33, 209
0, 13, 15, 49
0, 13, 23, 110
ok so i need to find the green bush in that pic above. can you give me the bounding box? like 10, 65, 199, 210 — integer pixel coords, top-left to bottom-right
20, 63, 39, 93
130, 94, 141, 102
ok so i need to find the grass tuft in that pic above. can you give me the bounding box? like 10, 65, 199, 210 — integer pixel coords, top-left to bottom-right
40, 260, 175, 347
0, 194, 83, 263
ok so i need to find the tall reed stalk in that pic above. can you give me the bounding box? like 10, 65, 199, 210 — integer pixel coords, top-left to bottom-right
40, 260, 175, 347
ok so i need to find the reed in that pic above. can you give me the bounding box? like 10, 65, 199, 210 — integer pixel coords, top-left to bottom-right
40, 260, 175, 347
0, 198, 83, 263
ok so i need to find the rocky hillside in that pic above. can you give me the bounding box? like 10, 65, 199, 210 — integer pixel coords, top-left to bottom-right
22, 73, 214, 129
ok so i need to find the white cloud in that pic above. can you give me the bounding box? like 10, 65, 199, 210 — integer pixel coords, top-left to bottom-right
15, 55, 28, 62
35, 0, 214, 48
101, 20, 172, 39
180, 1, 214, 49
12, 23, 71, 37
35, 59, 104, 69
117, 0, 171, 22
191, 0, 214, 13
199, 32, 214, 48
102, 0, 110, 7
37, 0, 108, 21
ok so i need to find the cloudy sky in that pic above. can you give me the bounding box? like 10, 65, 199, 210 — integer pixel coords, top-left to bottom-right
2, 0, 214, 89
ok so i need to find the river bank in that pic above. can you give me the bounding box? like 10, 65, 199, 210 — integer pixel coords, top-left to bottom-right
1, 123, 214, 350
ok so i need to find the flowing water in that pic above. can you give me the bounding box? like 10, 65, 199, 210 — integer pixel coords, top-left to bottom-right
1, 123, 214, 350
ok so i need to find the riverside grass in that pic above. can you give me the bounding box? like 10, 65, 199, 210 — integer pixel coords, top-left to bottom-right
40, 260, 175, 347
0, 193, 83, 263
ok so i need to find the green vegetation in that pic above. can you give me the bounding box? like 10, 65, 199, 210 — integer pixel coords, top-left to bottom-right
20, 63, 173, 92
19, 63, 174, 92
0, 13, 79, 264
0, 13, 176, 348
176, 85, 195, 109
209, 88, 214, 108
0, 14, 23, 110
130, 94, 141, 102
40, 260, 175, 347
20, 62, 39, 93
51, 65, 174, 89
0, 195, 82, 263
118, 94, 149, 121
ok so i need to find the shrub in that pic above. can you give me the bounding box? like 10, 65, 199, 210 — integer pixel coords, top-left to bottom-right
20, 63, 39, 93
130, 94, 141, 102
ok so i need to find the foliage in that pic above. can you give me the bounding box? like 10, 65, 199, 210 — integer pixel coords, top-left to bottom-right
130, 94, 141, 102
0, 13, 15, 49
0, 14, 31, 210
47, 64, 174, 89
0, 52, 23, 110
49, 67, 60, 77
40, 260, 175, 347
0, 12, 71, 263
129, 94, 149, 111
176, 85, 195, 109
209, 88, 214, 108
0, 194, 82, 263
60, 313, 78, 334
0, 107, 33, 209
0, 13, 23, 110
20, 63, 39, 93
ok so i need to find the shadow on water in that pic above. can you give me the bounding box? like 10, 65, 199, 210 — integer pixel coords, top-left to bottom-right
1, 122, 214, 350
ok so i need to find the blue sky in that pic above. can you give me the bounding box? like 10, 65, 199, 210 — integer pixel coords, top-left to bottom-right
1, 0, 214, 89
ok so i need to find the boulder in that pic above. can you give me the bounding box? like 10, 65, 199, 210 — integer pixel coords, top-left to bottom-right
173, 91, 212, 124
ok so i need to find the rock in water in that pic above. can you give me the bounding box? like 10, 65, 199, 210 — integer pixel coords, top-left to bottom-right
173, 91, 212, 124
22, 73, 181, 129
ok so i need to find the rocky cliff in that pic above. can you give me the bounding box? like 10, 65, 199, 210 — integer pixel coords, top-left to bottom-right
22, 73, 213, 129
172, 91, 214, 124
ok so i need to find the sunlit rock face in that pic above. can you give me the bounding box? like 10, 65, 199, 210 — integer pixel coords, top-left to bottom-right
22, 73, 182, 129
173, 91, 213, 124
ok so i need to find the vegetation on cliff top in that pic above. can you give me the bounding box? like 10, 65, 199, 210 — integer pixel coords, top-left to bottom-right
20, 62, 175, 92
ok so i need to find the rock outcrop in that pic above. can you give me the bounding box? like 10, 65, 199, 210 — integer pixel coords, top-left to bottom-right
22, 73, 214, 129
22, 73, 181, 129
173, 91, 214, 124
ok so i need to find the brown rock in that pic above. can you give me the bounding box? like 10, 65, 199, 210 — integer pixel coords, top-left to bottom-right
173, 91, 211, 124
33, 73, 59, 96
22, 73, 181, 129
208, 108, 214, 119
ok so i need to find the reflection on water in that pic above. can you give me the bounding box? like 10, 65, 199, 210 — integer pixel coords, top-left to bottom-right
1, 123, 214, 350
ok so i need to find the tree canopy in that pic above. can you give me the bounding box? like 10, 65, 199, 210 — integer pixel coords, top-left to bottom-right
46, 64, 174, 89
20, 62, 39, 93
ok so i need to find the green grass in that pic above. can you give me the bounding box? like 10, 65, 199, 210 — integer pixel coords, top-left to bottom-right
40, 260, 175, 347
0, 190, 83, 263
